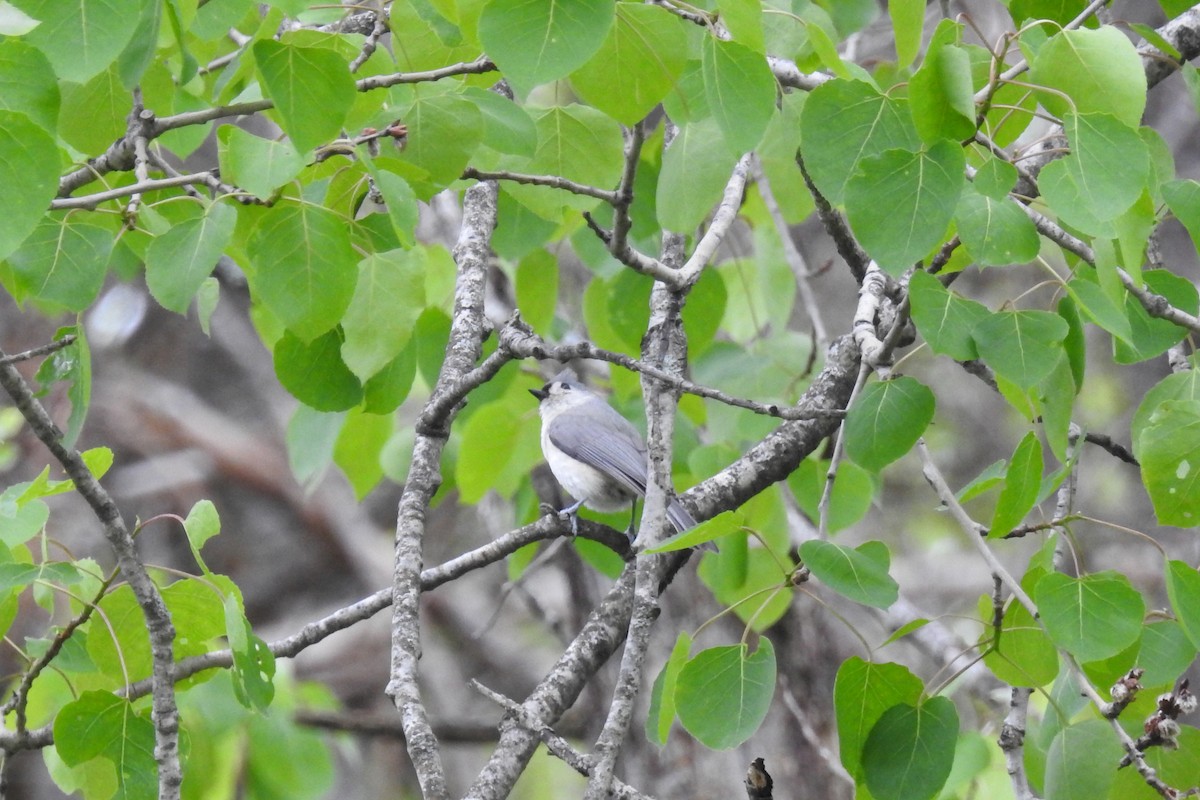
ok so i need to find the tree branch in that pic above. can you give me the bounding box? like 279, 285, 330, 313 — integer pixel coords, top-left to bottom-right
0, 354, 183, 798
385, 177, 498, 800
498, 315, 845, 420
678, 154, 752, 287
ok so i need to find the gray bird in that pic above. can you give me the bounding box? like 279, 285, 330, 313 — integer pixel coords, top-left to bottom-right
529, 372, 697, 540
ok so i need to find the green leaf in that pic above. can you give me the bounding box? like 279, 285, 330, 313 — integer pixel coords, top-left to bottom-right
1138, 620, 1197, 688
0, 38, 59, 132
0, 111, 59, 262
1138, 401, 1200, 527
1033, 355, 1076, 462
909, 43, 976, 142
1035, 571, 1145, 662
844, 376, 936, 472
800, 540, 899, 608
368, 167, 419, 247
183, 499, 221, 560
1132, 371, 1200, 451
863, 697, 959, 800
697, 546, 792, 630
145, 202, 237, 314
362, 339, 418, 415
787, 458, 876, 533
989, 432, 1043, 537
340, 249, 425, 381
64, 327, 91, 449
1039, 113, 1149, 232
253, 38, 355, 153
1166, 560, 1200, 653
702, 36, 776, 153
273, 328, 363, 412
457, 401, 522, 503
675, 638, 776, 750
646, 631, 692, 745
224, 590, 276, 710
1065, 276, 1133, 344
570, 3, 687, 126
907, 271, 991, 360
973, 156, 1018, 200
972, 310, 1068, 389
1029, 26, 1147, 127
247, 203, 358, 340
515, 249, 558, 332
656, 119, 740, 232
954, 188, 1041, 266
799, 79, 921, 204
286, 406, 345, 488
196, 277, 220, 335
463, 86, 538, 158
717, 0, 763, 51
834, 658, 924, 781
10, 0, 145, 82
846, 140, 965, 275
5, 217, 113, 311
54, 691, 156, 798
503, 104, 622, 220
478, 0, 614, 89
890, 0, 924, 67
217, 125, 305, 199
982, 583, 1059, 687
87, 581, 224, 684
0, 491, 48, 547
1044, 719, 1124, 800
1164, 179, 1200, 250
334, 409, 391, 499
58, 66, 127, 155
1114, 269, 1199, 364
396, 91, 483, 197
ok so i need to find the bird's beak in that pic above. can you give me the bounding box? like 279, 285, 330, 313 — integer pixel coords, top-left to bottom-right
529, 388, 548, 401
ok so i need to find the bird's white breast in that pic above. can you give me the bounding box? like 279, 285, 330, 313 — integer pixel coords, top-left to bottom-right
540, 424, 635, 512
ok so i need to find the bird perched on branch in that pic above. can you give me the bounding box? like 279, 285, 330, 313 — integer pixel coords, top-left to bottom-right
529, 371, 699, 543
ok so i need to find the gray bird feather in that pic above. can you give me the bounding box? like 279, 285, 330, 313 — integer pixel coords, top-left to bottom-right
533, 373, 698, 536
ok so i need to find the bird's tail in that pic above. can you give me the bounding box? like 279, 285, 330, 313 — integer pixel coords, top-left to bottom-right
667, 499, 718, 553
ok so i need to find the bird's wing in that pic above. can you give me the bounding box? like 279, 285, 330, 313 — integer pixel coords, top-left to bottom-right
546, 400, 649, 497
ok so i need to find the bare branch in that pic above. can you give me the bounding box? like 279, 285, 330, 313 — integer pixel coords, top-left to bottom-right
470, 680, 657, 800
0, 354, 183, 798
385, 177, 499, 800
461, 166, 618, 203
678, 154, 752, 286
998, 687, 1036, 800
0, 335, 77, 364
498, 315, 846, 420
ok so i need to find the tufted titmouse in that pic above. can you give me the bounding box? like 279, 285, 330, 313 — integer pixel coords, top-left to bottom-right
529, 372, 697, 540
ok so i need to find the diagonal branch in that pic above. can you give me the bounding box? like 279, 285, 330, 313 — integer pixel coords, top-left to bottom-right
0, 354, 183, 798
678, 154, 753, 287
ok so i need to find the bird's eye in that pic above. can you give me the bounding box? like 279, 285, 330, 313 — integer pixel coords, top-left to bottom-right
560, 383, 571, 391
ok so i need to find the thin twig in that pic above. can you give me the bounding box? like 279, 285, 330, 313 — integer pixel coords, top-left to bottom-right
348, 3, 390, 73
498, 315, 846, 420
0, 336, 77, 365
753, 157, 829, 350
460, 167, 618, 203
678, 154, 752, 286
470, 680, 656, 800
